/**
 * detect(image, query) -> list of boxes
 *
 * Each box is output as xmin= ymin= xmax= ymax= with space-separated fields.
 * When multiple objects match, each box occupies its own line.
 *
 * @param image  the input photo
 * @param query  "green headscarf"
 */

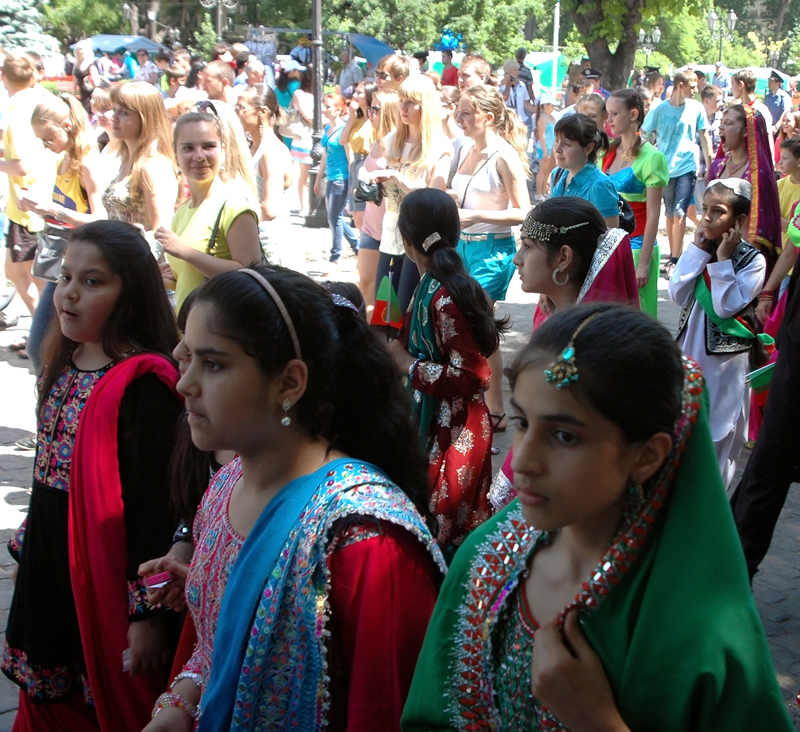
xmin=402 ymin=358 xmax=792 ymax=731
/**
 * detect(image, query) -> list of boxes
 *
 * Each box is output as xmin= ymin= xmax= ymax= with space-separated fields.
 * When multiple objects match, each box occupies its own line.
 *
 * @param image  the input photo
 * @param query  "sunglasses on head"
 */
xmin=194 ymin=100 xmax=220 ymax=118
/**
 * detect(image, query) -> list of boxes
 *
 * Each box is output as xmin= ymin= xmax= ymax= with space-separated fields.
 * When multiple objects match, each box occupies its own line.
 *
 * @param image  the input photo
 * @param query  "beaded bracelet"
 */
xmin=171 ymin=671 xmax=202 ymax=690
xmin=151 ymin=691 xmax=199 ymax=721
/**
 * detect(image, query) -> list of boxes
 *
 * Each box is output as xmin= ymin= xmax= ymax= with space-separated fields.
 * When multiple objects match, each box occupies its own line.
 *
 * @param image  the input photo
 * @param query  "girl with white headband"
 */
xmin=142 ymin=266 xmax=445 ymax=732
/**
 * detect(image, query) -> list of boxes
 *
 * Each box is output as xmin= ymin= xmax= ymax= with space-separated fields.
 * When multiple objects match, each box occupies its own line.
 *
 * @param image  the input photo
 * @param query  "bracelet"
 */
xmin=171 ymin=671 xmax=202 ymax=690
xmin=151 ymin=691 xmax=199 ymax=721
xmin=172 ymin=520 xmax=191 ymax=545
xmin=408 ymin=355 xmax=424 ymax=379
xmin=759 ymin=289 xmax=776 ymax=297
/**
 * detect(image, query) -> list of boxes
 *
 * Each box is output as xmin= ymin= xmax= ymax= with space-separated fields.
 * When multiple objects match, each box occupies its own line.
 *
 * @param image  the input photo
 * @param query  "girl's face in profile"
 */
xmin=509 ymin=364 xmax=638 ymax=533
xmin=176 ymin=302 xmax=278 ymax=455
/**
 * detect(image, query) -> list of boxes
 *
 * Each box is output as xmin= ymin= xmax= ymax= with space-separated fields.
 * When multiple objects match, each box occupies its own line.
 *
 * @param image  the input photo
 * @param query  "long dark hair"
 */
xmin=354 ymin=81 xmax=378 ymax=118
xmin=190 ymin=266 xmax=434 ymax=528
xmin=38 ymin=220 xmax=180 ymax=410
xmin=398 ymin=188 xmax=507 ymax=355
xmin=510 ymin=303 xmax=683 ymax=444
xmin=554 ymin=112 xmax=609 ymax=163
xmin=521 ymin=197 xmax=607 ymax=285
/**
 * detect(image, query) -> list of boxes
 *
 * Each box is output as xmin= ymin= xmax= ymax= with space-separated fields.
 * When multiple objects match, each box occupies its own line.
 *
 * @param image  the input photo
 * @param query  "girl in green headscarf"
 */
xmin=402 ymin=303 xmax=792 ymax=732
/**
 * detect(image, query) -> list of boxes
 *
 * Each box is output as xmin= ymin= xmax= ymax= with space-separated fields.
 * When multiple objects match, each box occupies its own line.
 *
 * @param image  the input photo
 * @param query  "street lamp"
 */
xmin=637 ymin=26 xmax=661 ymax=65
xmin=707 ymin=8 xmax=737 ymax=64
xmin=304 ymin=0 xmax=328 ymax=228
xmin=199 ymin=0 xmax=238 ymax=42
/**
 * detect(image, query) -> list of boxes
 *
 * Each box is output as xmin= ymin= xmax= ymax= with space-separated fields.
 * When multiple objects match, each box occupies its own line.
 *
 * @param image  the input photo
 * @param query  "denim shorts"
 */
xmin=663 ymin=170 xmax=697 ymax=218
xmin=456 ymin=233 xmax=517 ymax=301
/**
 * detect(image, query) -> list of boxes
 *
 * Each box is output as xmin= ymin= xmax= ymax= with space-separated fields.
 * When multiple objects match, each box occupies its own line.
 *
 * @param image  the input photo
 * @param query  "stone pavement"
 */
xmin=0 ymin=220 xmax=798 ymax=728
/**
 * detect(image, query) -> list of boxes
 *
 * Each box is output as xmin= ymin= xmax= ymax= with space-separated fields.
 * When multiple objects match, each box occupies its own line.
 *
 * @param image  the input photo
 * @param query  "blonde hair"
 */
xmin=110 ymin=82 xmax=176 ymax=203
xmin=31 ymin=93 xmax=96 ymax=173
xmin=199 ymin=100 xmax=257 ymax=195
xmin=387 ymin=74 xmax=443 ymax=167
xmin=375 ymin=90 xmax=399 ymax=143
xmin=1 ymin=51 xmax=36 ymax=86
xmin=463 ymin=84 xmax=530 ymax=175
xmin=378 ymin=54 xmax=410 ymax=83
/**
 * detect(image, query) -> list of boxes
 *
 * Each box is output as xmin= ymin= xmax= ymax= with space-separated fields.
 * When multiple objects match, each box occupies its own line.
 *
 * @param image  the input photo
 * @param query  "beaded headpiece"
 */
xmin=330 ymin=293 xmax=360 ymax=313
xmin=707 ymin=178 xmax=753 ymax=202
xmin=543 ymin=311 xmax=603 ymax=388
xmin=422 ymin=232 xmax=442 ymax=252
xmin=521 ymin=209 xmax=591 ymax=243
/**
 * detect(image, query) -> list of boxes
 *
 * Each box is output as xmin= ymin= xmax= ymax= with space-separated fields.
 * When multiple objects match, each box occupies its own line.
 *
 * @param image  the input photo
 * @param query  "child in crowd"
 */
xmin=668 ymin=179 xmax=767 ymax=487
xmin=402 ymin=304 xmax=792 ymax=731
xmin=757 ymin=137 xmax=800 ymax=325
xmin=388 ymin=189 xmax=505 ymax=555
xmin=142 ymin=266 xmax=444 ymax=731
xmin=3 ymin=221 xmax=183 ymax=732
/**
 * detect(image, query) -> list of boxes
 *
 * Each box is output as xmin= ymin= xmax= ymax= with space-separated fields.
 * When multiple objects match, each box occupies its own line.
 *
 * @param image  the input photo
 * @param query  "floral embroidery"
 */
xmin=453 ymin=427 xmax=475 ymax=455
xmin=34 ymin=364 xmax=111 ymax=492
xmin=3 ymin=643 xmax=88 ymax=703
xmin=419 ymin=362 xmax=444 ymax=384
xmin=8 ymin=521 xmax=25 ymax=561
xmin=438 ymin=310 xmax=457 ymax=342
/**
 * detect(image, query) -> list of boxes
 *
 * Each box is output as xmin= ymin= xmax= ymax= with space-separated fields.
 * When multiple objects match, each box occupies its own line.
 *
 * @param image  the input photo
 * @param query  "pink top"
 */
xmin=362 ymin=143 xmax=387 ymax=241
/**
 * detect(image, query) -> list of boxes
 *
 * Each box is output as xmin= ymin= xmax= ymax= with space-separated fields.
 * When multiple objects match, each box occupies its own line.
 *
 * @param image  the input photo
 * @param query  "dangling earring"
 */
xmin=626 ymin=479 xmax=645 ymax=514
xmin=280 ymin=398 xmax=292 ymax=427
xmin=552 ymin=267 xmax=569 ymax=286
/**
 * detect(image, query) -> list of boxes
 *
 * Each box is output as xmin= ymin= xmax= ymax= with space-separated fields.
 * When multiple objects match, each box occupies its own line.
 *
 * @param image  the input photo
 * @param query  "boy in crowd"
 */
xmin=668 ymin=179 xmax=767 ymax=487
xmin=642 ymin=70 xmax=712 ymax=275
xmin=755 ymin=137 xmax=800 ymax=324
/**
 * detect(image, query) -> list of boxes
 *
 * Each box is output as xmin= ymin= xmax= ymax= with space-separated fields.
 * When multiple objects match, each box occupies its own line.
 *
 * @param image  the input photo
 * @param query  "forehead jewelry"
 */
xmin=521 ymin=215 xmax=590 ymax=243
xmin=544 ymin=311 xmax=604 ymax=389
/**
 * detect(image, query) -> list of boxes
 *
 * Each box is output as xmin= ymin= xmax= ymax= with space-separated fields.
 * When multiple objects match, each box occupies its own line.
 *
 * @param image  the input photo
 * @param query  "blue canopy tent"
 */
xmin=71 ymin=34 xmax=164 ymax=54
xmin=348 ymin=33 xmax=394 ymax=67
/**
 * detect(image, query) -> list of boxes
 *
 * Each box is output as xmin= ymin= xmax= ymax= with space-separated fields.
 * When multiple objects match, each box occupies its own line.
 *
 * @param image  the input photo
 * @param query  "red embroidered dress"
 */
xmin=401 ymin=273 xmax=493 ymax=550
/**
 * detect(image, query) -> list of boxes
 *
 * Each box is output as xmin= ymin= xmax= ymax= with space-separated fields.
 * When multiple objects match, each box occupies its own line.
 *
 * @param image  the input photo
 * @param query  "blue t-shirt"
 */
xmin=322 ymin=123 xmax=349 ymax=181
xmin=549 ymin=162 xmax=619 ymax=219
xmin=642 ymin=99 xmax=707 ymax=179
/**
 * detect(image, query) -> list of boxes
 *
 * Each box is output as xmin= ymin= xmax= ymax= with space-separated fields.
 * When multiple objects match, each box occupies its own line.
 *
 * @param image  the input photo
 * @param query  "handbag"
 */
xmin=33 ymin=222 xmax=71 ymax=282
xmin=618 ymin=196 xmax=637 ymax=234
xmin=353 ymin=179 xmax=383 ymax=205
xmin=206 ymin=201 xmax=269 ymax=271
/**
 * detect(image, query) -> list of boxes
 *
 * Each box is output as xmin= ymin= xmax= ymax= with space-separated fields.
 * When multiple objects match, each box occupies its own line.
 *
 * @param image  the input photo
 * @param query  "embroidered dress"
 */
xmin=3 ymin=355 xmax=182 ymax=732
xmin=177 ymin=458 xmax=445 ymax=731
xmin=600 ymin=142 xmax=669 ymax=316
xmin=401 ymin=272 xmax=493 ymax=550
xmin=402 ymin=360 xmax=794 ymax=732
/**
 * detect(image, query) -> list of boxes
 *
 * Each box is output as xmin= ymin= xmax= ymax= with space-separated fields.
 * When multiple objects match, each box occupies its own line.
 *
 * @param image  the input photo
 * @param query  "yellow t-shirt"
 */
xmin=167 ymin=180 xmax=258 ymax=308
xmin=349 ymin=119 xmax=375 ymax=156
xmin=777 ymin=175 xmax=800 ymax=254
xmin=3 ymin=88 xmax=50 ymax=231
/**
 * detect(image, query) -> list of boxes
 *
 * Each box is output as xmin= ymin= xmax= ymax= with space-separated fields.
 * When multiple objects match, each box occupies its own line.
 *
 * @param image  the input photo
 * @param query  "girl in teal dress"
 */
xmin=602 ymin=88 xmax=669 ymax=316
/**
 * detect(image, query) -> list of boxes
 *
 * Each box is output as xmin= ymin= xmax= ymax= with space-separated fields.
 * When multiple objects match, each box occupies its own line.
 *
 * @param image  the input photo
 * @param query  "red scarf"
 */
xmin=68 ymin=353 xmax=179 ymax=732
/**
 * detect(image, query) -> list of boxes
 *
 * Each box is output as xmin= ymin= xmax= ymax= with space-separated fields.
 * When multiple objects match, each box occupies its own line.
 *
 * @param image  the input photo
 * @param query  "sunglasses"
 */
xmin=367 ymin=105 xmax=381 ymax=114
xmin=194 ymin=100 xmax=220 ymax=118
xmin=375 ymin=71 xmax=391 ymax=80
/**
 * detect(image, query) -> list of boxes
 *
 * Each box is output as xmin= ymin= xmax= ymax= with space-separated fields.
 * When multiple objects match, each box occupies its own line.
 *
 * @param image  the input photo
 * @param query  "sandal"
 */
xmin=491 ymin=413 xmax=507 ymax=433
xmin=8 ymin=337 xmax=27 ymax=351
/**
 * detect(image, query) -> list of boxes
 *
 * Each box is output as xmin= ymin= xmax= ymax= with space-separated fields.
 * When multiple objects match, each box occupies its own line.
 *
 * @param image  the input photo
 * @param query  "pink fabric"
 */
xmin=361 ymin=144 xmax=387 ymax=240
xmin=580 ymin=234 xmax=640 ymax=308
xmin=68 ymin=354 xmax=179 ymax=732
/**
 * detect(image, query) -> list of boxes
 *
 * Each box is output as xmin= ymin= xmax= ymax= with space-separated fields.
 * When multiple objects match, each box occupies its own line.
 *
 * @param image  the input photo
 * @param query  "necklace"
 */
xmin=725 ymin=154 xmax=747 ymax=174
xmin=619 ymin=145 xmax=635 ymax=164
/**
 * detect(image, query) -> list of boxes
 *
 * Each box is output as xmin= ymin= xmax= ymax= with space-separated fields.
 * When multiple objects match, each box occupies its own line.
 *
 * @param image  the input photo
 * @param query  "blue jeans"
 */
xmin=664 ymin=171 xmax=696 ymax=219
xmin=28 ymin=280 xmax=57 ymax=375
xmin=326 ymin=177 xmax=358 ymax=262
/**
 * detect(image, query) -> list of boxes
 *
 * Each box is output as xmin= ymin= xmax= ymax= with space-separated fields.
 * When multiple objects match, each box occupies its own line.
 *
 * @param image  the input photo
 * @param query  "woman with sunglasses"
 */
xmin=341 ymin=81 xmax=378 ymax=233
xmin=356 ymin=91 xmax=399 ymax=313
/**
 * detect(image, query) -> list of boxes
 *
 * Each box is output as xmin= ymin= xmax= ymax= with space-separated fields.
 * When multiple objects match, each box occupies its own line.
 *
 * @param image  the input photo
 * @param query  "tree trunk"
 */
xmin=148 ymin=0 xmax=160 ymax=39
xmin=774 ymin=0 xmax=790 ymax=40
xmin=567 ymin=0 xmax=644 ymax=92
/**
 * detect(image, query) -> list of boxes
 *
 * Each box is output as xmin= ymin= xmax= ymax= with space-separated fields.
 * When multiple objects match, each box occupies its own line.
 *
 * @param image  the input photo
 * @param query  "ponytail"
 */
xmin=398 ymin=188 xmax=508 ymax=357
xmin=31 ymin=92 xmax=96 ymax=172
xmin=609 ymin=88 xmax=645 ymax=159
xmin=592 ymin=128 xmax=610 ymax=162
xmin=554 ymin=112 xmax=607 ymax=163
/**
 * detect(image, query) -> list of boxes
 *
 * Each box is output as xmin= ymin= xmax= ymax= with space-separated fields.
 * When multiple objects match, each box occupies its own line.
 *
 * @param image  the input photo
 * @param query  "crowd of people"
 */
xmin=0 ymin=34 xmax=799 ymax=731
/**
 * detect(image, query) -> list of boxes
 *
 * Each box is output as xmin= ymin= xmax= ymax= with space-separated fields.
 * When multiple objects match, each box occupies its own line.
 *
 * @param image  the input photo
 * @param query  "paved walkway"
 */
xmin=0 ymin=220 xmax=797 ymax=728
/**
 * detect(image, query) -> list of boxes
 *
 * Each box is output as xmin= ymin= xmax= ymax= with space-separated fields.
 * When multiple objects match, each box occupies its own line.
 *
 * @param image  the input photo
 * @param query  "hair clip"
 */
xmin=521 ymin=215 xmax=591 ymax=243
xmin=330 ymin=293 xmax=360 ymax=313
xmin=422 ymin=232 xmax=442 ymax=252
xmin=544 ymin=311 xmax=603 ymax=389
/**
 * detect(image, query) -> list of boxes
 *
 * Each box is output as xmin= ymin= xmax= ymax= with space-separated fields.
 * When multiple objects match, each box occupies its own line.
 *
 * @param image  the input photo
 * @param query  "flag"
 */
xmin=370 ymin=275 xmax=403 ymax=329
xmin=744 ymin=362 xmax=775 ymax=407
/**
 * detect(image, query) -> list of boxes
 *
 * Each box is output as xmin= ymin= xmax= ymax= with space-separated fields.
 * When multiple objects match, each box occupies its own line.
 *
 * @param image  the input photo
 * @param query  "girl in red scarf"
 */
xmin=3 ymin=221 xmax=183 ymax=732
